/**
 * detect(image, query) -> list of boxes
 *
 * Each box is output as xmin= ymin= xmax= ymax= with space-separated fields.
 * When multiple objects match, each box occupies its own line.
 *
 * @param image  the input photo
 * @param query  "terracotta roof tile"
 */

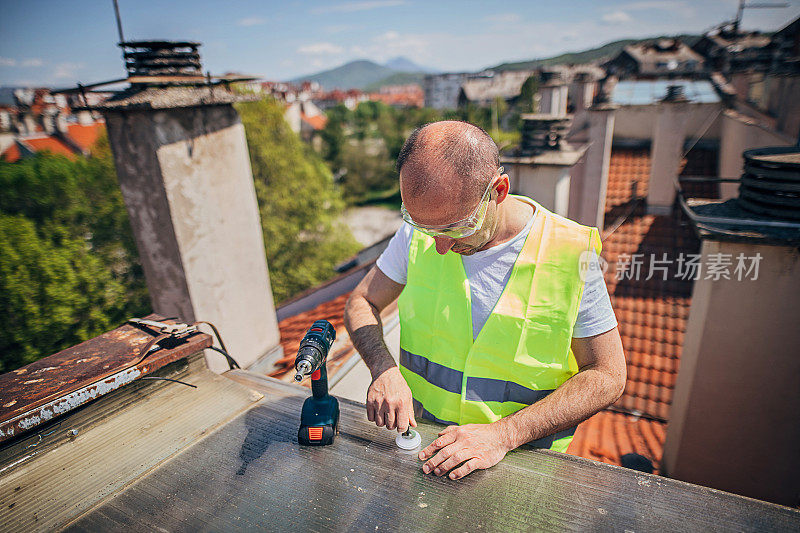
xmin=1 ymin=143 xmax=21 ymax=162
xmin=301 ymin=112 xmax=327 ymax=130
xmin=567 ymin=410 xmax=667 ymax=473
xmin=272 ymin=292 xmax=352 ymax=380
xmin=22 ymin=136 xmax=77 ymax=159
xmin=67 ymin=121 xmax=105 ymax=151
xmin=600 ymin=146 xmax=717 ymax=422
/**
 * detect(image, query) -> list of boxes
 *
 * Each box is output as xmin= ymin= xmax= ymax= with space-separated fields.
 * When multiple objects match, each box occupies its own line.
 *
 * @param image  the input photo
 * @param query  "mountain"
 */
xmin=363 ymin=72 xmax=427 ymax=92
xmin=383 ymin=56 xmax=439 ymax=73
xmin=291 ymin=60 xmax=397 ymax=90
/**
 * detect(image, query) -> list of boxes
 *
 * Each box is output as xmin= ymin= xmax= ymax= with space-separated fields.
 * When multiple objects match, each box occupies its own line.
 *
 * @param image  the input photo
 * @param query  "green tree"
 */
xmin=0 ymin=145 xmax=150 ymax=371
xmin=236 ymin=97 xmax=360 ymax=302
xmin=0 ymin=214 xmax=129 ymax=372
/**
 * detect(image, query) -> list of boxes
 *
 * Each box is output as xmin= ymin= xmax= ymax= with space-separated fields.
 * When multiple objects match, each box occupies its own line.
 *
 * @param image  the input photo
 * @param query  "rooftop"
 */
xmin=611 ymin=80 xmax=720 ymax=105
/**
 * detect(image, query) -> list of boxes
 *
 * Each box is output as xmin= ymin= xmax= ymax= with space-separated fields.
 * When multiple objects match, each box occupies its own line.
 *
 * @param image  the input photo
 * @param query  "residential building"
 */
xmin=604 ymin=39 xmax=706 ymax=79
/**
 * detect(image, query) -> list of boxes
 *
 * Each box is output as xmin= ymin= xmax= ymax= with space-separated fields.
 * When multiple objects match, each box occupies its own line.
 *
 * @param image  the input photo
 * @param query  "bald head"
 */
xmin=397 ymin=121 xmax=499 ymax=203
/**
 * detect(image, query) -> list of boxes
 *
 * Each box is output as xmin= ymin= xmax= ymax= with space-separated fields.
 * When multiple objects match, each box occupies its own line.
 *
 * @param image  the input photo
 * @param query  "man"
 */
xmin=343 ymin=121 xmax=626 ymax=481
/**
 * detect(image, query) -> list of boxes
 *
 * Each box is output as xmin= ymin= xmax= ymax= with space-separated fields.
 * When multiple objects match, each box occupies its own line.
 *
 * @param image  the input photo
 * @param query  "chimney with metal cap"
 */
xmin=86 ymin=41 xmax=281 ymax=373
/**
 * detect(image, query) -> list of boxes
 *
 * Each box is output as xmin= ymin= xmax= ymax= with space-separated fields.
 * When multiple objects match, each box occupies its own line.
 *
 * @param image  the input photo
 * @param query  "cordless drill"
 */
xmin=294 ymin=320 xmax=339 ymax=446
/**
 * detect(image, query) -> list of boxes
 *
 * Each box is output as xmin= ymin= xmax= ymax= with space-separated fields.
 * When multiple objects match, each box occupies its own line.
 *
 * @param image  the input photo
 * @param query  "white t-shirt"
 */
xmin=376 ymin=199 xmax=618 ymax=339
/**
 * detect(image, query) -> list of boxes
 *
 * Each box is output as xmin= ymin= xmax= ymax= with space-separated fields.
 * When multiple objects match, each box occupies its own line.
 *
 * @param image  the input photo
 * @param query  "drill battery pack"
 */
xmin=297 ymin=395 xmax=339 ymax=446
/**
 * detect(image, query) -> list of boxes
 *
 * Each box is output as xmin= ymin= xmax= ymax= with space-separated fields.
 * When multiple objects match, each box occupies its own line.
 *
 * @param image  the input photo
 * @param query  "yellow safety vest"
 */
xmin=398 ymin=196 xmax=602 ymax=453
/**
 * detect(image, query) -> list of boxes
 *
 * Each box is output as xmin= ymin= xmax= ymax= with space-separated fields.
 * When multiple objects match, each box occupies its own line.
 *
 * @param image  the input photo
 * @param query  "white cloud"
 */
xmin=347 ymin=31 xmax=431 ymax=63
xmin=602 ymin=11 xmax=633 ymax=24
xmin=615 ymin=1 xmax=695 ymax=18
xmin=298 ymin=42 xmax=345 ymax=55
xmin=324 ymin=24 xmax=353 ymax=34
xmin=486 ymin=13 xmax=521 ymax=25
xmin=53 ymin=62 xmax=83 ymax=79
xmin=311 ymin=1 xmax=405 ymax=15
xmin=0 ymin=57 xmax=44 ymax=68
xmin=238 ymin=17 xmax=265 ymax=27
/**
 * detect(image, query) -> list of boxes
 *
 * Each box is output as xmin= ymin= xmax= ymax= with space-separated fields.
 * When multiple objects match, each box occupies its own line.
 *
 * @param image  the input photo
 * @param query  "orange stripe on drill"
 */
xmin=308 ymin=427 xmax=323 ymax=440
xmin=311 ymin=369 xmax=321 ymax=380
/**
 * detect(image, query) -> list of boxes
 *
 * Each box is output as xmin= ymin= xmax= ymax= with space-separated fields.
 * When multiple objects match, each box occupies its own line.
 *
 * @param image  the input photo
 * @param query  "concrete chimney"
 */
xmin=94 ymin=41 xmax=281 ymax=373
xmin=568 ymin=72 xmax=596 ymax=114
xmin=568 ymin=102 xmax=618 ymax=230
xmin=538 ymin=71 xmax=568 ymax=117
xmin=501 ymin=115 xmax=586 ymax=217
xmin=663 ymin=147 xmax=800 ymax=507
xmin=646 ymin=86 xmax=691 ymax=215
xmin=718 ymin=110 xmax=795 ymax=201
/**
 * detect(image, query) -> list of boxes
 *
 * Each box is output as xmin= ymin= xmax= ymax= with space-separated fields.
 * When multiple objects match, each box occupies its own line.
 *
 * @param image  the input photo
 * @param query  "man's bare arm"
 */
xmin=344 ymin=266 xmax=414 ymax=431
xmin=344 ymin=266 xmax=404 ymax=377
xmin=420 ymin=327 xmax=626 ymax=479
xmin=495 ymin=326 xmax=627 ymax=449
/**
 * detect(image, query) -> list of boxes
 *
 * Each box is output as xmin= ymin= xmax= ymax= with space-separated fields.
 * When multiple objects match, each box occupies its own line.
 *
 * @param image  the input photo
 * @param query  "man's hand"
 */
xmin=418 ymin=423 xmax=512 ymax=480
xmin=366 ymin=366 xmax=417 ymax=432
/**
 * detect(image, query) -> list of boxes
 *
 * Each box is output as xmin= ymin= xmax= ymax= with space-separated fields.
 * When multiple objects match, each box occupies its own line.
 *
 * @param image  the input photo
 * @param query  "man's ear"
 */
xmin=495 ymin=173 xmax=511 ymax=204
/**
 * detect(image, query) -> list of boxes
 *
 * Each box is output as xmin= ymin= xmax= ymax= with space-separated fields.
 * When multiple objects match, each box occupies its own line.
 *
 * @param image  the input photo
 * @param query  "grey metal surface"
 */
xmin=65 ymin=378 xmax=800 ymax=532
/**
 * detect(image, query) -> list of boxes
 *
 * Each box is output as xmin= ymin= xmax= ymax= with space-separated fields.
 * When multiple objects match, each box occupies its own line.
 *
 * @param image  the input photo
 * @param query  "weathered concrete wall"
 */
xmin=539 ymin=85 xmax=568 ymax=117
xmin=765 ymin=74 xmax=800 ymax=140
xmin=569 ymin=106 xmax=616 ymax=230
xmin=647 ymin=102 xmax=692 ymax=214
xmin=104 ymin=105 xmax=280 ymax=373
xmin=663 ymin=240 xmax=800 ymax=506
xmin=718 ymin=110 xmax=796 ymax=200
xmin=508 ymin=164 xmax=571 ymax=216
xmin=613 ymin=102 xmax=723 ymax=141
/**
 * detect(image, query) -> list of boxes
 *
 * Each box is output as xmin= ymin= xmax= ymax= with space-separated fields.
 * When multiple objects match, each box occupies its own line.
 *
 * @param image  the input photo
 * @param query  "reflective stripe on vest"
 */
xmin=398 ymin=196 xmax=602 ymax=452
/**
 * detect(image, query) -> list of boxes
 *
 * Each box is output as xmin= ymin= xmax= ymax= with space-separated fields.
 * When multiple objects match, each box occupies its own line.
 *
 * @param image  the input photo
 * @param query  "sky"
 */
xmin=1 ymin=0 xmax=799 ymax=88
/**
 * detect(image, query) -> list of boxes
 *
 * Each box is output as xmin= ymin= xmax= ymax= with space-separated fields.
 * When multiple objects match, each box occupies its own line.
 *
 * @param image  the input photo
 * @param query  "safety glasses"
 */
xmin=400 ymin=167 xmax=503 ymax=239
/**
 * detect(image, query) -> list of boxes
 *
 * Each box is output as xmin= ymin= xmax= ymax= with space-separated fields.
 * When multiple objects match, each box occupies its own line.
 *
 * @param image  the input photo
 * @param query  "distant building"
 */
xmin=368 ymin=84 xmax=424 ymax=108
xmin=458 ymin=70 xmax=535 ymax=107
xmin=423 ymin=72 xmax=476 ymax=109
xmin=692 ymin=27 xmax=772 ymax=73
xmin=604 ymin=39 xmax=705 ymax=79
xmin=312 ymin=89 xmax=368 ymax=111
xmin=0 ymin=86 xmax=106 ymax=162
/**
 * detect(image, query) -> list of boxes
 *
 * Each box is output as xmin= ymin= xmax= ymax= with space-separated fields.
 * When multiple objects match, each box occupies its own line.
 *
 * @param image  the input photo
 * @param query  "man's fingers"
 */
xmin=418 ymin=431 xmax=456 ymax=460
xmin=448 ymin=458 xmax=481 ymax=480
xmin=385 ymin=406 xmax=396 ymax=431
xmin=434 ymin=450 xmax=471 ymax=476
xmin=438 ymin=425 xmax=457 ymax=436
xmin=406 ymin=401 xmax=417 ymax=429
xmin=366 ymin=404 xmax=374 ymax=423
xmin=397 ymin=407 xmax=409 ymax=433
xmin=422 ymin=445 xmax=457 ymax=474
xmin=374 ymin=408 xmax=385 ymax=427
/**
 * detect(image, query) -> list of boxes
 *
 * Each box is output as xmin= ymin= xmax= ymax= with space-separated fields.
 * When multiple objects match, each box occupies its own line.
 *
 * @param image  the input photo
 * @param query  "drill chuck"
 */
xmin=294 ymin=360 xmax=312 ymax=381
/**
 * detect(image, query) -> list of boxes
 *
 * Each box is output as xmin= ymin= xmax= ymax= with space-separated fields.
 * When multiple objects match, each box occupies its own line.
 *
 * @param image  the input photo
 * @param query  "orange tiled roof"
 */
xmin=23 ymin=136 xmax=77 ymax=159
xmin=301 ymin=113 xmax=327 ymax=130
xmin=272 ymin=293 xmax=352 ymax=380
xmin=567 ymin=410 xmax=667 ymax=473
xmin=67 ymin=122 xmax=105 ymax=152
xmin=566 ymin=145 xmax=718 ymax=469
xmin=1 ymin=143 xmax=21 ymax=162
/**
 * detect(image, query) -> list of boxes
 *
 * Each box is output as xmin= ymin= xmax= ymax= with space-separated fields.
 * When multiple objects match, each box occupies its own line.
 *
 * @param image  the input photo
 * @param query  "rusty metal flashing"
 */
xmin=0 ymin=355 xmax=261 ymax=532
xmin=0 ymin=316 xmax=211 ymax=444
